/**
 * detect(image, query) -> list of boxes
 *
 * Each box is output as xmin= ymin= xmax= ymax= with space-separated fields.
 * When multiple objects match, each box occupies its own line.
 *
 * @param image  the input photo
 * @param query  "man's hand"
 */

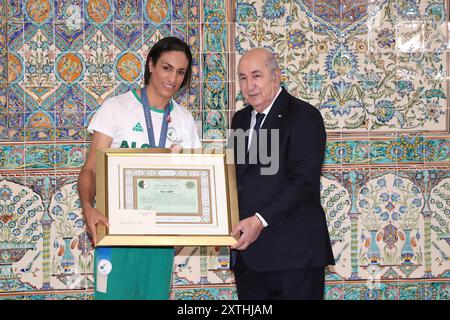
xmin=231 ymin=215 xmax=264 ymax=250
xmin=82 ymin=206 xmax=109 ymax=245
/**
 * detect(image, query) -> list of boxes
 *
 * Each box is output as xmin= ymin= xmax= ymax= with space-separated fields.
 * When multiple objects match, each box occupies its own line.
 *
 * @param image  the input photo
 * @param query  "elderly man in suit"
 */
xmin=229 ymin=48 xmax=335 ymax=300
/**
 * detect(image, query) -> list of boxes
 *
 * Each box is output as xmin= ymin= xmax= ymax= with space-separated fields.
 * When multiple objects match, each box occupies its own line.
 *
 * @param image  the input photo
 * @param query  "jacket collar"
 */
xmin=258 ymin=86 xmax=289 ymax=130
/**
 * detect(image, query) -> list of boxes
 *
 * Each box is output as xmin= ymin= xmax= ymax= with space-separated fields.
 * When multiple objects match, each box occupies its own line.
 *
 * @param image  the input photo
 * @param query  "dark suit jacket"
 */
xmin=230 ymin=87 xmax=335 ymax=272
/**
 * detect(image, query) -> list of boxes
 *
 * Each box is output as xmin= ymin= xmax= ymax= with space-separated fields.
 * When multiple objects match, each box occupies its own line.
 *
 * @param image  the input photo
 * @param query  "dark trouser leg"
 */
xmin=234 ymin=253 xmax=272 ymax=300
xmin=280 ymin=267 xmax=325 ymax=300
xmin=234 ymin=253 xmax=325 ymax=300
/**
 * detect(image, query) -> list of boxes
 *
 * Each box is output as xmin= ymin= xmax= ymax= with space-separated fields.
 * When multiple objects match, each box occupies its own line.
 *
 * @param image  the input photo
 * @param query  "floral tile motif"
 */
xmin=0 ymin=144 xmax=86 ymax=169
xmin=54 ymin=25 xmax=85 ymax=53
xmin=326 ymin=280 xmax=447 ymax=300
xmin=113 ymin=0 xmax=143 ymax=24
xmin=357 ymin=173 xmax=425 ymax=276
xmin=0 ymin=178 xmax=46 ymax=292
xmin=2 ymin=1 xmax=218 ymax=141
xmin=0 ymin=145 xmax=26 ymax=169
xmin=234 ymin=1 xmax=448 ymax=300
xmin=0 ymin=291 xmax=94 ymax=300
xmin=1 ymin=0 xmax=232 ymax=300
xmin=0 ymin=175 xmax=93 ymax=293
xmin=323 ymin=168 xmax=450 ymax=282
xmin=173 ymin=246 xmax=233 ymax=286
xmin=323 ymin=137 xmax=450 ymax=166
xmin=22 ymin=0 xmax=54 ymax=25
xmin=143 ymin=0 xmax=172 ymax=25
xmin=54 ymin=0 xmax=85 ymax=25
xmin=172 ymin=0 xmax=188 ymax=23
xmin=6 ymin=0 xmax=23 ymax=22
xmin=48 ymin=182 xmax=93 ymax=290
xmin=202 ymin=3 xmax=227 ymax=139
xmin=170 ymin=285 xmax=237 ymax=300
xmin=297 ymin=0 xmax=389 ymax=37
xmin=114 ymin=24 xmax=144 ymax=51
xmin=1 ymin=164 xmax=448 ymax=300
xmin=235 ymin=0 xmax=448 ymax=133
xmin=1 ymin=0 xmax=449 ymax=301
xmin=0 ymin=27 xmax=6 ymax=83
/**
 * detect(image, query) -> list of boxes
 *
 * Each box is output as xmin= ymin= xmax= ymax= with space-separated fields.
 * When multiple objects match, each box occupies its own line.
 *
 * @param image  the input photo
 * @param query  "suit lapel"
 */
xmin=260 ymin=87 xmax=289 ymax=131
xmin=239 ymin=88 xmax=289 ymax=177
xmin=235 ymin=106 xmax=252 ymax=179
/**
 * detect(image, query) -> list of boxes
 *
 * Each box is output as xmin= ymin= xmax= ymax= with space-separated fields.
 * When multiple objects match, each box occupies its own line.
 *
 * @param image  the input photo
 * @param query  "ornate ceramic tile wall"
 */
xmin=235 ymin=0 xmax=449 ymax=133
xmin=235 ymin=0 xmax=450 ymax=300
xmin=1 ymin=0 xmax=449 ymax=301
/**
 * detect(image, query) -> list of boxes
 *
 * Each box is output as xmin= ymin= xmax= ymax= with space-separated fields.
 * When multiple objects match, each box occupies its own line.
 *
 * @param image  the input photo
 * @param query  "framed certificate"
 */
xmin=95 ymin=148 xmax=239 ymax=246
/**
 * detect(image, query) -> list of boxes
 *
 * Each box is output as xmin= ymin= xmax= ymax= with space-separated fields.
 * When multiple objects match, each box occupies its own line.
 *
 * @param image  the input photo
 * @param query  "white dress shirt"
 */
xmin=248 ymin=87 xmax=282 ymax=228
xmin=247 ymin=87 xmax=282 ymax=151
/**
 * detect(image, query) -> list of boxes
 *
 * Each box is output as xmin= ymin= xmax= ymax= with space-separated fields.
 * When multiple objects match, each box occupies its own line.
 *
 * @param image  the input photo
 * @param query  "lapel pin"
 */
xmin=278 ymin=114 xmax=282 ymax=118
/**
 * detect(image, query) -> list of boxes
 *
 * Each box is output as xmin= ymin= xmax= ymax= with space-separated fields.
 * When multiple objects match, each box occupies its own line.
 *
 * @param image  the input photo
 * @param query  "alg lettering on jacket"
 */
xmin=119 ymin=141 xmax=151 ymax=148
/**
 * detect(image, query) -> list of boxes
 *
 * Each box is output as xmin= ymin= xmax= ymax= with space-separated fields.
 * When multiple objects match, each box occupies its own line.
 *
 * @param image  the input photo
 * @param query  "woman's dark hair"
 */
xmin=144 ymin=36 xmax=192 ymax=90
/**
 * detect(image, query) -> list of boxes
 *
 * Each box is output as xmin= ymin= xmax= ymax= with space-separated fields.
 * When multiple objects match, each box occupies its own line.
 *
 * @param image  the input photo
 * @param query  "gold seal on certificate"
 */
xmin=95 ymin=148 xmax=239 ymax=247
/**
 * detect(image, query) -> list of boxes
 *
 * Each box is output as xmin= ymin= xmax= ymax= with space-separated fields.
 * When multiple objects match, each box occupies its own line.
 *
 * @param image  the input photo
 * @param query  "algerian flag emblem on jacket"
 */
xmin=132 ymin=122 xmax=144 ymax=132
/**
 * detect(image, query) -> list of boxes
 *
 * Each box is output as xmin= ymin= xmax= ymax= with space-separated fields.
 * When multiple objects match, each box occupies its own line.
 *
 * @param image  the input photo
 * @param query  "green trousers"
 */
xmin=94 ymin=247 xmax=174 ymax=300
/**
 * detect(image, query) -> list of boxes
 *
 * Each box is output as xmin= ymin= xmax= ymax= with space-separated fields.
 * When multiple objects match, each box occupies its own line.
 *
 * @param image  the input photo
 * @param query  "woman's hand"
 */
xmin=82 ymin=205 xmax=109 ymax=245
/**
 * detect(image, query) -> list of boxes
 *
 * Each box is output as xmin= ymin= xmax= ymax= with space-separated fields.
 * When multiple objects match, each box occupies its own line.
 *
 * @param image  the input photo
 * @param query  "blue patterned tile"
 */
xmin=143 ymin=0 xmax=171 ymax=25
xmin=114 ymin=23 xmax=144 ymax=51
xmin=171 ymin=0 xmax=187 ymax=23
xmin=6 ymin=0 xmax=24 ymax=21
xmin=84 ymin=0 xmax=113 ymax=25
xmin=4 ymin=0 xmax=448 ymax=301
xmin=23 ymin=0 xmax=54 ymax=25
xmin=54 ymin=0 xmax=85 ymax=25
xmin=54 ymin=24 xmax=85 ymax=52
xmin=203 ymin=10 xmax=226 ymax=53
xmin=113 ymin=0 xmax=143 ymax=23
xmin=171 ymin=286 xmax=237 ymax=300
